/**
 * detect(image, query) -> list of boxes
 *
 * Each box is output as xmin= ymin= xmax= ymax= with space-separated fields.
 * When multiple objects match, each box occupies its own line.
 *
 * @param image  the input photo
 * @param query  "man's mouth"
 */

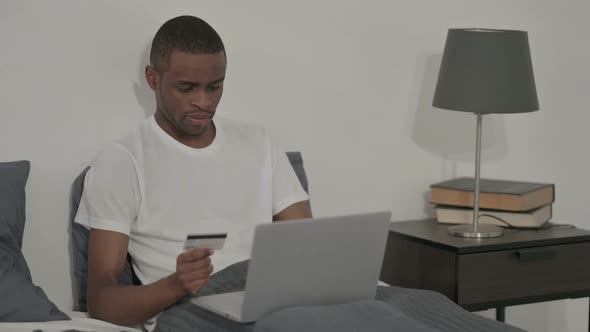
xmin=186 ymin=113 xmax=211 ymax=125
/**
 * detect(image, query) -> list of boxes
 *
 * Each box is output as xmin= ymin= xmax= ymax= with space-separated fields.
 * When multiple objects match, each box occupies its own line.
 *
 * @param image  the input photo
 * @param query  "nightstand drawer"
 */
xmin=457 ymin=242 xmax=590 ymax=306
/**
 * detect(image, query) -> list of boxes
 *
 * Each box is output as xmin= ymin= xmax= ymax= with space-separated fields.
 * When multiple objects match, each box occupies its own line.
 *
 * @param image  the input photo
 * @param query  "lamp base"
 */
xmin=448 ymin=224 xmax=504 ymax=238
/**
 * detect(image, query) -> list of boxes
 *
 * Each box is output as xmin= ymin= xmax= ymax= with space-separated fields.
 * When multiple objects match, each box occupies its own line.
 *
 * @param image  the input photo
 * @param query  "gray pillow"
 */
xmin=286 ymin=152 xmax=309 ymax=194
xmin=0 ymin=161 xmax=69 ymax=322
xmin=286 ymin=151 xmax=311 ymax=211
xmin=0 ymin=160 xmax=30 ymax=248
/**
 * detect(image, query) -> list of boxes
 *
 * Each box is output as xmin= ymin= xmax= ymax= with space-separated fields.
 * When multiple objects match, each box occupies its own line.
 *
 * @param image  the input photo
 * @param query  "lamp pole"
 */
xmin=447 ymin=114 xmax=503 ymax=238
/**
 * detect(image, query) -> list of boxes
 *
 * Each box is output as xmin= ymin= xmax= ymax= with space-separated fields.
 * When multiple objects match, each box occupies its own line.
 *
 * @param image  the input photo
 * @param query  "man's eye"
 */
xmin=179 ymin=86 xmax=194 ymax=93
xmin=209 ymin=85 xmax=221 ymax=91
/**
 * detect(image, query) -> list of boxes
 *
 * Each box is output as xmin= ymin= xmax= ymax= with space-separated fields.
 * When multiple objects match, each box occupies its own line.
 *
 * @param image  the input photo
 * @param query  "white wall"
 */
xmin=1 ymin=1 xmax=589 ymax=330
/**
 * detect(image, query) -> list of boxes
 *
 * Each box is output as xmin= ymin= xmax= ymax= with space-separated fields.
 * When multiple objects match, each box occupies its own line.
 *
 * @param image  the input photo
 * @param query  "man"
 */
xmin=74 ymin=15 xmax=311 ymax=327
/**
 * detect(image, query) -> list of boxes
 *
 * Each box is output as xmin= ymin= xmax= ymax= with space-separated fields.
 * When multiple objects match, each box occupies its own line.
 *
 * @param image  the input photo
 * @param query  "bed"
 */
xmin=153 ymin=259 xmax=526 ymax=332
xmin=0 ymin=158 xmax=525 ymax=332
xmin=0 ymin=311 xmax=141 ymax=332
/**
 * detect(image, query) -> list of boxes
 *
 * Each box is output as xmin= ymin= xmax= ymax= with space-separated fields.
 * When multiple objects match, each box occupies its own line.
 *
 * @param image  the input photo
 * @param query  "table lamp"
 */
xmin=432 ymin=28 xmax=539 ymax=238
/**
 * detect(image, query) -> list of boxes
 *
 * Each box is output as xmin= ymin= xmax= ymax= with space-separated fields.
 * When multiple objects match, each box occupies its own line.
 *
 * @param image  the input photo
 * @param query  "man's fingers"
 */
xmin=177 ymin=257 xmax=211 ymax=273
xmin=185 ymin=265 xmax=214 ymax=281
xmin=187 ymin=277 xmax=210 ymax=293
xmin=178 ymin=248 xmax=213 ymax=263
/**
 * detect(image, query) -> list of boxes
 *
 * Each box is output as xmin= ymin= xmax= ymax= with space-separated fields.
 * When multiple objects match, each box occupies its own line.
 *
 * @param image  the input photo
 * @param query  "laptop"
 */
xmin=191 ymin=210 xmax=392 ymax=323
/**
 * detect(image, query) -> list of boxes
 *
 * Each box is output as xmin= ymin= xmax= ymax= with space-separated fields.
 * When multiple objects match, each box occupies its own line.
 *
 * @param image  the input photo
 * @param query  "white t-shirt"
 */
xmin=74 ymin=115 xmax=309 ymax=286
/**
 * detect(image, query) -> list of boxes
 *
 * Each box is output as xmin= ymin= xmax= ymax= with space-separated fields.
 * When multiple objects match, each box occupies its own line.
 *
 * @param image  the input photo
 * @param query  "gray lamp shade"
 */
xmin=433 ymin=28 xmax=539 ymax=114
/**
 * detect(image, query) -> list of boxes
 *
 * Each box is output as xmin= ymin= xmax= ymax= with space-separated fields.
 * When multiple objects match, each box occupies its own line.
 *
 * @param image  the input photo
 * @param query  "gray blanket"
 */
xmin=154 ymin=261 xmax=525 ymax=332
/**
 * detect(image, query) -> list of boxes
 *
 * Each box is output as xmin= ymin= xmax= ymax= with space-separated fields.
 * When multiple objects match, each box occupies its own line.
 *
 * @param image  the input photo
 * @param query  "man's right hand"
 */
xmin=169 ymin=248 xmax=215 ymax=297
xmin=88 ymin=230 xmax=215 ymax=326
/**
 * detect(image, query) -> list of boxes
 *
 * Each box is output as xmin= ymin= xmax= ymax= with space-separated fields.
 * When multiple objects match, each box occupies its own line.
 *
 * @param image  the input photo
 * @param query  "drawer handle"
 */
xmin=515 ymin=249 xmax=556 ymax=261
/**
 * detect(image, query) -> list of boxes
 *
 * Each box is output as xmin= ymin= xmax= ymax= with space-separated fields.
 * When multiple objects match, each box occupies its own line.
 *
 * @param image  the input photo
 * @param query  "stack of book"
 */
xmin=430 ymin=177 xmax=555 ymax=228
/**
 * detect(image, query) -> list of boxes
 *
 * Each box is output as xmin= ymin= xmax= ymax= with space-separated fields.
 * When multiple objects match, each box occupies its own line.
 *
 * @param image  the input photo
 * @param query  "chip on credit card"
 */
xmin=184 ymin=233 xmax=227 ymax=250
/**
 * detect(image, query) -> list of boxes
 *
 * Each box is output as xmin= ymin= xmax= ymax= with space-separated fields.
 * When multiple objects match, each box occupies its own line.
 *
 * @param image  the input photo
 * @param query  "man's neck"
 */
xmin=154 ymin=112 xmax=216 ymax=149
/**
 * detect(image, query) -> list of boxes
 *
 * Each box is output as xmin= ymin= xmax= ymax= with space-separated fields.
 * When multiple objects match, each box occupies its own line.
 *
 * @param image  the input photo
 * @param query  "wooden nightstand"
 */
xmin=379 ymin=219 xmax=590 ymax=330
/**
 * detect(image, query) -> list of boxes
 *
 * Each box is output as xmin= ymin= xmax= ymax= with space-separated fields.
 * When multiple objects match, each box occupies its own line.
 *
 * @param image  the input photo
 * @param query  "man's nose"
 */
xmin=191 ymin=90 xmax=211 ymax=109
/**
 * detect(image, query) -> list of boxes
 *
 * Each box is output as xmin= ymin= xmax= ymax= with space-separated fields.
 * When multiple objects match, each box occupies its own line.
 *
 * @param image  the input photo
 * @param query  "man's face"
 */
xmin=147 ymin=50 xmax=226 ymax=136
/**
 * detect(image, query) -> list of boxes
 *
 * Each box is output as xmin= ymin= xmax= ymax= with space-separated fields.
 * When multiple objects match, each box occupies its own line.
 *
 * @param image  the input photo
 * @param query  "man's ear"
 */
xmin=145 ymin=65 xmax=159 ymax=91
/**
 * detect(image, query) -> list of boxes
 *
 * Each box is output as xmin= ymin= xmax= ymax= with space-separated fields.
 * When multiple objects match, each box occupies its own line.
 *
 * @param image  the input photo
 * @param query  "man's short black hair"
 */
xmin=150 ymin=15 xmax=225 ymax=72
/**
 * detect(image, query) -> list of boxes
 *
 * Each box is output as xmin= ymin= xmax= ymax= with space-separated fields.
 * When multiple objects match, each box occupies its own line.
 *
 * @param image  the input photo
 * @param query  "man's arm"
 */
xmin=273 ymin=200 xmax=312 ymax=222
xmin=87 ymin=229 xmax=213 ymax=326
